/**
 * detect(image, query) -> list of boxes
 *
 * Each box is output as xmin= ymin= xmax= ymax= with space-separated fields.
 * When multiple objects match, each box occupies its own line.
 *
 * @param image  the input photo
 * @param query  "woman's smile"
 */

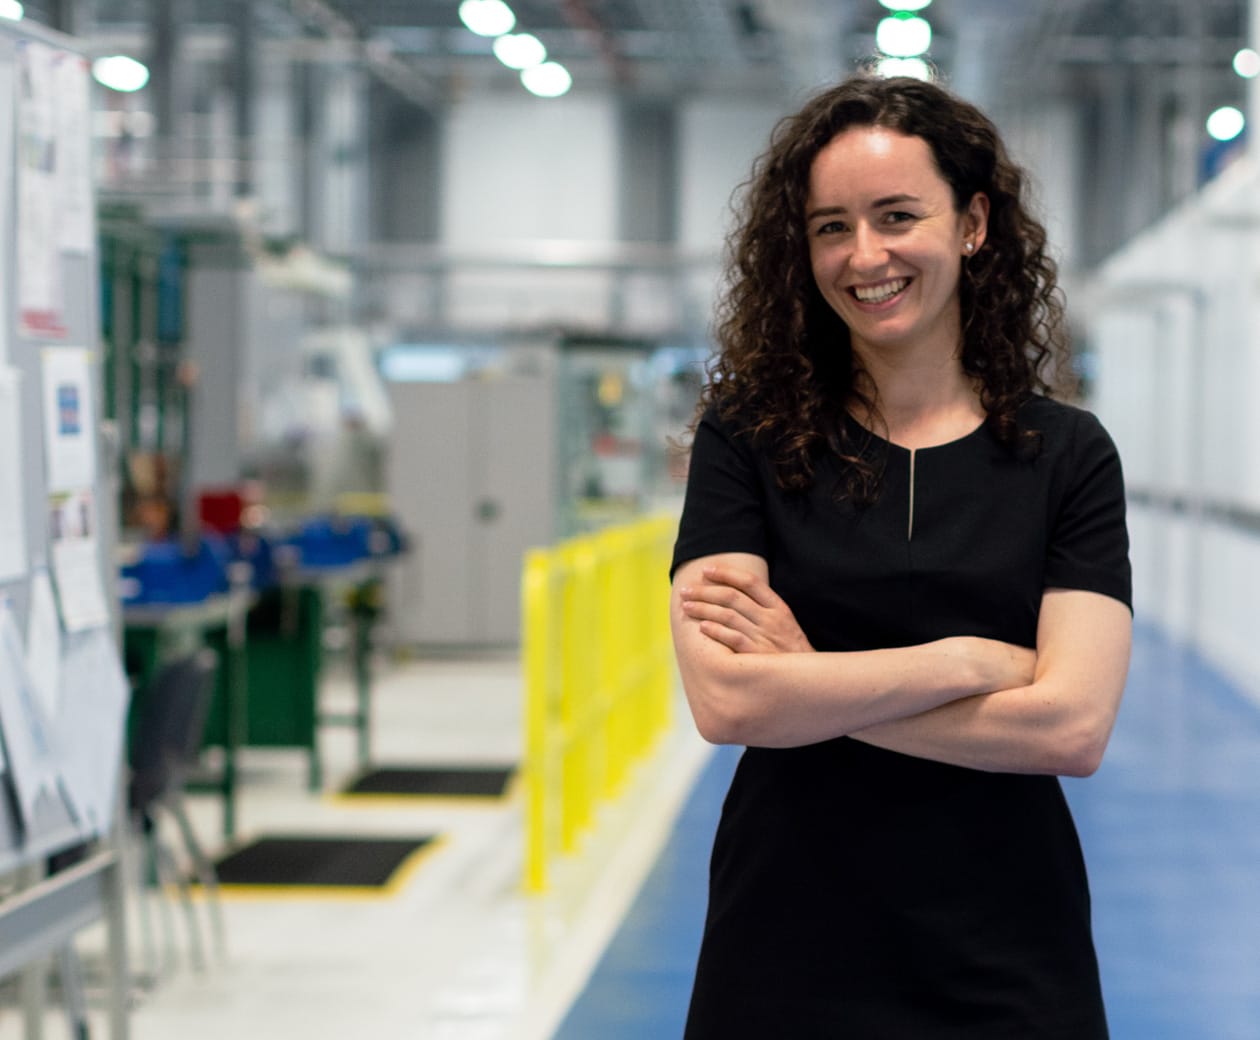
xmin=850 ymin=277 xmax=912 ymax=306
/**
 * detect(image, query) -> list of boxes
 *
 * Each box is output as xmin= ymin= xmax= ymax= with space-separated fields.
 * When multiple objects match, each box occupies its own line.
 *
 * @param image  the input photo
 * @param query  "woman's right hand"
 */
xmin=677 ymin=562 xmax=814 ymax=654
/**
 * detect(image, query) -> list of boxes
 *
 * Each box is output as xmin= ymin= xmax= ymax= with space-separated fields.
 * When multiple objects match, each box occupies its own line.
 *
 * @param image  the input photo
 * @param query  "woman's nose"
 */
xmin=850 ymin=224 xmax=887 ymax=270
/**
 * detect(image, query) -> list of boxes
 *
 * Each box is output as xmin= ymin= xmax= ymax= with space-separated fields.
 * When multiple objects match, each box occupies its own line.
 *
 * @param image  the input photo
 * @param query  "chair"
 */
xmin=127 ymin=647 xmax=226 ymax=978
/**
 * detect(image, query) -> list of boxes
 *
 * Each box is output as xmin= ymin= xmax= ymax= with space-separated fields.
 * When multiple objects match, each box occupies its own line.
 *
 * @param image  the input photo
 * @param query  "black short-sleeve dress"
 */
xmin=671 ymin=396 xmax=1131 ymax=1039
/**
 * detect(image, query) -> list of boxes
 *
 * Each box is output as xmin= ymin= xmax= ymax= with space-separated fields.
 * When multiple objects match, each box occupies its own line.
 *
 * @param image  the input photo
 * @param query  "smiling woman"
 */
xmin=669 ymin=74 xmax=1132 ymax=1038
xmin=804 ymin=126 xmax=988 ymax=386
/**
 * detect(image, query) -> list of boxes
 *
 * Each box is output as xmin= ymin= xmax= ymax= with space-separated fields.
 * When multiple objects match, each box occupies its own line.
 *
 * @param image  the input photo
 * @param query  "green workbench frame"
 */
xmin=124 ymin=557 xmax=385 ymax=843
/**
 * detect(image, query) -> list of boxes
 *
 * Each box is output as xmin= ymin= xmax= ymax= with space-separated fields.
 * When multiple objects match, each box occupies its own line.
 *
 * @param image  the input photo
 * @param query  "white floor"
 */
xmin=0 ymin=651 xmax=711 ymax=1040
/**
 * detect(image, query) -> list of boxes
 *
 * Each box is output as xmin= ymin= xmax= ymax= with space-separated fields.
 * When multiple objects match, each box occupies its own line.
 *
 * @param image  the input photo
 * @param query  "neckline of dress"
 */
xmin=843 ymin=411 xmax=989 ymax=455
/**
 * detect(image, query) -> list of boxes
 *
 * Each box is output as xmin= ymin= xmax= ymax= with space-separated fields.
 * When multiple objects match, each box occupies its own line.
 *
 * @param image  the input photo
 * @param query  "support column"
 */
xmin=257 ymin=42 xmax=300 ymax=235
xmin=617 ymin=98 xmax=678 ymax=245
xmin=1125 ymin=62 xmax=1165 ymax=240
xmin=148 ymin=0 xmax=182 ymax=181
xmin=232 ymin=0 xmax=256 ymax=198
xmin=45 ymin=0 xmax=86 ymax=36
xmin=1084 ymin=62 xmax=1134 ymax=266
xmin=308 ymin=55 xmax=369 ymax=254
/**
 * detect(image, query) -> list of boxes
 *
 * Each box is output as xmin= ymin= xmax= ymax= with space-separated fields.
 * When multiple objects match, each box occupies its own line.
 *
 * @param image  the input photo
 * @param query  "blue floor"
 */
xmin=554 ymin=625 xmax=1260 ymax=1039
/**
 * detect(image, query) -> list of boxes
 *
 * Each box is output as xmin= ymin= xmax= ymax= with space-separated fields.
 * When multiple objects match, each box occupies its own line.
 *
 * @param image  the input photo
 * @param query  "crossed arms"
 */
xmin=670 ymin=552 xmax=1132 ymax=777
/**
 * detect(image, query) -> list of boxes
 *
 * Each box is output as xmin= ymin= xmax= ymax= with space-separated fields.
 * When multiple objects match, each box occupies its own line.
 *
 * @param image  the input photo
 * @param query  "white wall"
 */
xmin=1088 ymin=158 xmax=1260 ymax=703
xmin=418 ymin=90 xmax=786 ymax=336
xmin=677 ymin=97 xmax=782 ymax=251
xmin=442 ymin=93 xmax=620 ymax=244
xmin=1003 ymin=101 xmax=1081 ymax=272
xmin=439 ymin=90 xmax=781 ymax=253
xmin=676 ymin=96 xmax=783 ymax=332
xmin=439 ymin=92 xmax=619 ymax=329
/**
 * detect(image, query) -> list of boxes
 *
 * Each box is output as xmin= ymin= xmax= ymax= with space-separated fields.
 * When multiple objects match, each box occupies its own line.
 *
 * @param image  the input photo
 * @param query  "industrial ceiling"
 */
xmin=15 ymin=0 xmax=1256 ymax=266
xmin=18 ymin=0 xmax=1257 ymax=117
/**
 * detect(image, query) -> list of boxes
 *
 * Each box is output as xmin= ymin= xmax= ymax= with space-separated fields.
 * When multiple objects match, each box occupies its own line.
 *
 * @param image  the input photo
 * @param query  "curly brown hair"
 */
xmin=700 ymin=74 xmax=1070 ymax=500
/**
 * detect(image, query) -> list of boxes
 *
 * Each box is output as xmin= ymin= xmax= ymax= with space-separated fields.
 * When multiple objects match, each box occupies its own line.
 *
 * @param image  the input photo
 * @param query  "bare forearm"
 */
xmin=672 ymin=560 xmax=1130 ymax=767
xmin=852 ymin=593 xmax=1133 ymax=776
xmin=677 ymin=637 xmax=1027 ymax=748
xmin=671 ymin=554 xmax=1035 ymax=748
xmin=850 ymin=684 xmax=1093 ymax=775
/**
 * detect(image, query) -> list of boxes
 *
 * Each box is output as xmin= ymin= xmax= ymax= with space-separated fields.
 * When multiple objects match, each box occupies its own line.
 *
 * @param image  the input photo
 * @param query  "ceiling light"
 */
xmin=0 ymin=0 xmax=23 ymax=20
xmin=521 ymin=61 xmax=572 ymax=98
xmin=876 ymin=14 xmax=932 ymax=58
xmin=1234 ymin=48 xmax=1260 ymax=79
xmin=1206 ymin=105 xmax=1245 ymax=142
xmin=493 ymin=32 xmax=546 ymax=70
xmin=876 ymin=57 xmax=933 ymax=82
xmin=91 ymin=55 xmax=150 ymax=92
xmin=458 ymin=0 xmax=515 ymax=37
xmin=878 ymin=0 xmax=931 ymax=10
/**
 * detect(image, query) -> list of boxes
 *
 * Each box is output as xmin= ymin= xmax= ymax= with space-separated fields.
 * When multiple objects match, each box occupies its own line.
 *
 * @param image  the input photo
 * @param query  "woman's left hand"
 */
xmin=678 ymin=564 xmax=814 ymax=654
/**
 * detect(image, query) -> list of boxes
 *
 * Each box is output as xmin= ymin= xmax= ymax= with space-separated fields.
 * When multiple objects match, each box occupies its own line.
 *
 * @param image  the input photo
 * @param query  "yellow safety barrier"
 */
xmin=521 ymin=513 xmax=677 ymax=894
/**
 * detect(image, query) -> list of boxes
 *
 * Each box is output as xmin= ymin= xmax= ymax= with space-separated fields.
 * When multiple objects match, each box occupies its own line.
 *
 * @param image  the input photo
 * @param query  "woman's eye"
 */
xmin=815 ymin=220 xmax=848 ymax=235
xmin=884 ymin=211 xmax=916 ymax=225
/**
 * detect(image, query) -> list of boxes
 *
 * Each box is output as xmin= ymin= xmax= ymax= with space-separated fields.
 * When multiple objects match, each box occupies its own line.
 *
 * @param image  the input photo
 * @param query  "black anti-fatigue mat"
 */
xmin=214 ymin=835 xmax=436 ymax=888
xmin=340 ymin=766 xmax=515 ymax=798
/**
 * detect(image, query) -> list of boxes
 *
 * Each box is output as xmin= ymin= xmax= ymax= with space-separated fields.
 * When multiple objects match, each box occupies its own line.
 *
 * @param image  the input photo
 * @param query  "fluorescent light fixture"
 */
xmin=1234 ymin=48 xmax=1260 ymax=79
xmin=876 ymin=14 xmax=932 ymax=58
xmin=458 ymin=0 xmax=515 ymax=37
xmin=91 ymin=55 xmax=150 ymax=92
xmin=878 ymin=0 xmax=931 ymax=10
xmin=521 ymin=61 xmax=572 ymax=98
xmin=493 ymin=32 xmax=546 ymax=70
xmin=1206 ymin=105 xmax=1245 ymax=142
xmin=876 ymin=56 xmax=932 ymax=81
xmin=0 ymin=0 xmax=23 ymax=21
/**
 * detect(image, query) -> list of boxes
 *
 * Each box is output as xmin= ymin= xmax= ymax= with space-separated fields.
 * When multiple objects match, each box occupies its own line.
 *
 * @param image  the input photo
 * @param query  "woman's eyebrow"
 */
xmin=872 ymin=193 xmax=921 ymax=207
xmin=805 ymin=193 xmax=922 ymax=222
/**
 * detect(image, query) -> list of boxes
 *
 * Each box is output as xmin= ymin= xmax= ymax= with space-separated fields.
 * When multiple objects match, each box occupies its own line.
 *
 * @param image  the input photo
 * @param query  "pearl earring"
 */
xmin=964 ymin=242 xmax=974 ymax=253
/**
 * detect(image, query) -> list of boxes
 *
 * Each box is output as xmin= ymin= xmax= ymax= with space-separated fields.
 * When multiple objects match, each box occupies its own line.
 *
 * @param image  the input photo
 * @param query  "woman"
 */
xmin=670 ymin=74 xmax=1132 ymax=1037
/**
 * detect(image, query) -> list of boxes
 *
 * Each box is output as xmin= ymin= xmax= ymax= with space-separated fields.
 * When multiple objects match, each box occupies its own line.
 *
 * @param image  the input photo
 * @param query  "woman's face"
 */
xmin=804 ymin=126 xmax=988 ymax=362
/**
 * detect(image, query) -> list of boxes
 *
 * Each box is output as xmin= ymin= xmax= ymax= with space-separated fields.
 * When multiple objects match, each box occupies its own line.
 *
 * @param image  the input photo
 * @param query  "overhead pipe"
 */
xmin=287 ymin=0 xmax=441 ymax=108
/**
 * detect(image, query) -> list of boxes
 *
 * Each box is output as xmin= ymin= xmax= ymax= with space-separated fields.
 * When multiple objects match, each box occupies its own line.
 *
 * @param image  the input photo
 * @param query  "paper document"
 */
xmin=0 ymin=51 xmax=13 ymax=362
xmin=26 ymin=570 xmax=61 ymax=719
xmin=16 ymin=41 xmax=66 ymax=338
xmin=0 ymin=368 xmax=27 ymax=581
xmin=48 ymin=489 xmax=110 ymax=632
xmin=55 ymin=626 xmax=130 ymax=834
xmin=0 ymin=600 xmax=63 ymax=828
xmin=41 ymin=348 xmax=97 ymax=493
xmin=54 ymin=51 xmax=94 ymax=254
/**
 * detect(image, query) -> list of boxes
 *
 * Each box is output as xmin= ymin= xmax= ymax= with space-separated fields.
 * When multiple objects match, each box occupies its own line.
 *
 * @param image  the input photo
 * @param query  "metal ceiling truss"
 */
xmin=16 ymin=0 xmax=1258 ymax=110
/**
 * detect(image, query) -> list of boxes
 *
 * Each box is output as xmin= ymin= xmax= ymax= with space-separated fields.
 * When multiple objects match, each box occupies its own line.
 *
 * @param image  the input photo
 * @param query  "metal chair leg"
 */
xmin=168 ymin=798 xmax=227 ymax=962
xmin=56 ymin=945 xmax=91 ymax=1040
xmin=153 ymin=831 xmax=205 ymax=973
xmin=125 ymin=816 xmax=161 ymax=989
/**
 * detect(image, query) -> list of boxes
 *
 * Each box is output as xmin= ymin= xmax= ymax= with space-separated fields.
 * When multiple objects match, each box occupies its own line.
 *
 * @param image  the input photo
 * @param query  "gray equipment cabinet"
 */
xmin=0 ymin=18 xmax=131 ymax=1040
xmin=386 ymin=360 xmax=558 ymax=646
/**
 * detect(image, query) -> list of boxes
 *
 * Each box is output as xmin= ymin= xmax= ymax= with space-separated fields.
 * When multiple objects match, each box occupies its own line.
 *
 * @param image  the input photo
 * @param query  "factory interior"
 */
xmin=0 ymin=0 xmax=1258 ymax=1037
